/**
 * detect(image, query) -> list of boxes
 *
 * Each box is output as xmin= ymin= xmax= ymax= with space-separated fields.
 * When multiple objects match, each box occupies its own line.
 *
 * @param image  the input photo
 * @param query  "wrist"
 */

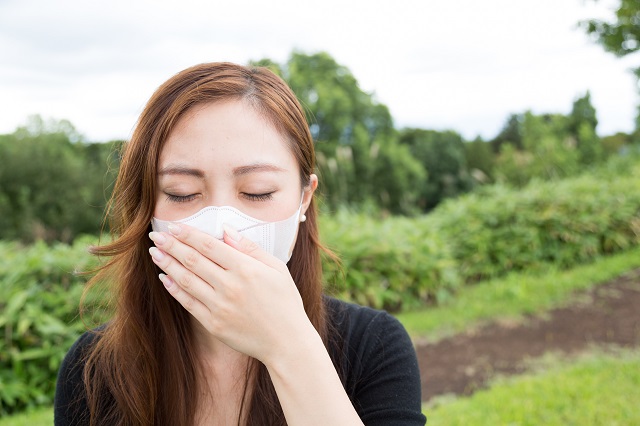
xmin=263 ymin=321 xmax=325 ymax=375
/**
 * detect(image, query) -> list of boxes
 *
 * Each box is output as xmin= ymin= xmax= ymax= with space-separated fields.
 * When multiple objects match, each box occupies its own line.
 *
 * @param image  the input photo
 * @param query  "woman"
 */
xmin=54 ymin=62 xmax=426 ymax=425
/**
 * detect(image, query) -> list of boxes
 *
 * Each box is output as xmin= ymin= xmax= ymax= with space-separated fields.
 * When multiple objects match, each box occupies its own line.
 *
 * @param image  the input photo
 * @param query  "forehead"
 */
xmin=159 ymin=100 xmax=298 ymax=172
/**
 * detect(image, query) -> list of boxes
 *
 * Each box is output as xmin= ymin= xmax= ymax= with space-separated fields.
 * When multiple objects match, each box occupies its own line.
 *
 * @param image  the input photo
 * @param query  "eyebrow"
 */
xmin=232 ymin=163 xmax=286 ymax=176
xmin=157 ymin=165 xmax=205 ymax=179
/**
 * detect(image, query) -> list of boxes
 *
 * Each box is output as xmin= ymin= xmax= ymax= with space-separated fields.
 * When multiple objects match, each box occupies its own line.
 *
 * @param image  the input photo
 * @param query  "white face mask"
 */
xmin=151 ymin=200 xmax=304 ymax=263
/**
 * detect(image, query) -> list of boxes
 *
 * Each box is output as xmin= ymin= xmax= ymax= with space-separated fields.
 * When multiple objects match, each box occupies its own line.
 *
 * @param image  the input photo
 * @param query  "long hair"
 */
xmin=83 ymin=63 xmax=328 ymax=425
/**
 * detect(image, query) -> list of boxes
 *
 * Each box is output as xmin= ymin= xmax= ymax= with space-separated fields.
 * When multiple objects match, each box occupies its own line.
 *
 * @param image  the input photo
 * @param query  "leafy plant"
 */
xmin=320 ymin=211 xmax=460 ymax=311
xmin=0 ymin=237 xmax=103 ymax=415
xmin=432 ymin=169 xmax=640 ymax=282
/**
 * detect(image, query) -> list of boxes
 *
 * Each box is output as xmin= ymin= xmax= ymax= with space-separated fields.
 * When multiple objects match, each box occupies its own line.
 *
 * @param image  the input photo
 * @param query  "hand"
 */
xmin=148 ymin=224 xmax=316 ymax=364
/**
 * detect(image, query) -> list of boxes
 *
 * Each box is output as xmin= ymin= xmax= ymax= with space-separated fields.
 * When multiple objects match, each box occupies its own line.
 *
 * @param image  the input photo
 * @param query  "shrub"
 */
xmin=431 ymin=170 xmax=640 ymax=281
xmin=0 ymin=238 xmax=101 ymax=415
xmin=320 ymin=211 xmax=461 ymax=311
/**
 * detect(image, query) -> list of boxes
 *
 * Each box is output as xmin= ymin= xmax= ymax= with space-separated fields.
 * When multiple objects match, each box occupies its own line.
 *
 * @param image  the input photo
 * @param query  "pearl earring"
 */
xmin=300 ymin=214 xmax=307 ymax=223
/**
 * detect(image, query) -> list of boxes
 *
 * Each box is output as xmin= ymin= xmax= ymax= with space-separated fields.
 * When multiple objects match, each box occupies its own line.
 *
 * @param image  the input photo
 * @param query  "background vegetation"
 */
xmin=1 ymin=0 xmax=640 ymax=421
xmin=426 ymin=349 xmax=640 ymax=426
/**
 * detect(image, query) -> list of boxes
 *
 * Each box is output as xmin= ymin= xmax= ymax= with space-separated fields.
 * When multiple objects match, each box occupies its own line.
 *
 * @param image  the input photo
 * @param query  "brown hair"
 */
xmin=83 ymin=63 xmax=328 ymax=425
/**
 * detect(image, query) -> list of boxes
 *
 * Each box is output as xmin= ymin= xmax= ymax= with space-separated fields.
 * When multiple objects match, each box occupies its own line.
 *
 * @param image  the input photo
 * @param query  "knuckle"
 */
xmin=180 ymin=271 xmax=196 ymax=290
xmin=240 ymin=265 xmax=260 ymax=281
xmin=202 ymin=235 xmax=217 ymax=253
xmin=224 ymin=285 xmax=241 ymax=303
xmin=183 ymin=251 xmax=199 ymax=269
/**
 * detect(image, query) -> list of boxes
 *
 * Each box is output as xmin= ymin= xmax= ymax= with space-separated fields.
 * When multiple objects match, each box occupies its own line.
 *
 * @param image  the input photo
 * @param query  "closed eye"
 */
xmin=165 ymin=193 xmax=198 ymax=203
xmin=242 ymin=192 xmax=274 ymax=201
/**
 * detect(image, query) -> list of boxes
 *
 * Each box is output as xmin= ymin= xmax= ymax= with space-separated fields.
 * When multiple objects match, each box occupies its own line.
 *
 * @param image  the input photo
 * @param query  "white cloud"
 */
xmin=0 ymin=0 xmax=635 ymax=141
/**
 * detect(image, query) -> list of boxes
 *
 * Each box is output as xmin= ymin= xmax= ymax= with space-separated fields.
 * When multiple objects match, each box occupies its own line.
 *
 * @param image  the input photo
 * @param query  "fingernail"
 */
xmin=149 ymin=247 xmax=164 ymax=262
xmin=167 ymin=224 xmax=182 ymax=236
xmin=222 ymin=224 xmax=241 ymax=242
xmin=148 ymin=231 xmax=166 ymax=245
xmin=159 ymin=273 xmax=173 ymax=288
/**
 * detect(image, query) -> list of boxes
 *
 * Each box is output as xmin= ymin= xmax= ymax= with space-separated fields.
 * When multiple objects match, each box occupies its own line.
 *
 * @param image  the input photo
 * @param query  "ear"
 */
xmin=301 ymin=174 xmax=318 ymax=219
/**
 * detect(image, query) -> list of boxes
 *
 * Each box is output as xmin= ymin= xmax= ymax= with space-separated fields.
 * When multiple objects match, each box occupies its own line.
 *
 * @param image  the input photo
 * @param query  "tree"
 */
xmin=0 ymin=116 xmax=120 ymax=242
xmin=601 ymin=131 xmax=632 ymax=154
xmin=465 ymin=137 xmax=494 ymax=183
xmin=583 ymin=0 xmax=640 ymax=128
xmin=583 ymin=0 xmax=640 ymax=66
xmin=569 ymin=92 xmax=603 ymax=164
xmin=494 ymin=111 xmax=580 ymax=186
xmin=490 ymin=113 xmax=524 ymax=153
xmin=399 ymin=129 xmax=473 ymax=210
xmin=252 ymin=52 xmax=426 ymax=214
xmin=569 ymin=91 xmax=598 ymax=131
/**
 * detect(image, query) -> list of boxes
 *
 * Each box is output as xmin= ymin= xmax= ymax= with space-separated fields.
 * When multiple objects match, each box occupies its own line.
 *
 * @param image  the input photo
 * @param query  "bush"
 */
xmin=0 ymin=238 xmax=101 ymax=415
xmin=431 ymin=169 xmax=640 ymax=281
xmin=320 ymin=211 xmax=460 ymax=311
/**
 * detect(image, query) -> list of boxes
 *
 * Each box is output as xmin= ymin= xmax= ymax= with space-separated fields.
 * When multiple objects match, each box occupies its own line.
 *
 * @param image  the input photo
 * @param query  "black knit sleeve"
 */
xmin=54 ymin=331 xmax=96 ymax=426
xmin=327 ymin=298 xmax=426 ymax=425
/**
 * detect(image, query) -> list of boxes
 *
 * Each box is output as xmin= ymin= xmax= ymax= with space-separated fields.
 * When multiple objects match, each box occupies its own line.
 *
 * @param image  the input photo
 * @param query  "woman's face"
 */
xmin=154 ymin=100 xmax=316 ymax=222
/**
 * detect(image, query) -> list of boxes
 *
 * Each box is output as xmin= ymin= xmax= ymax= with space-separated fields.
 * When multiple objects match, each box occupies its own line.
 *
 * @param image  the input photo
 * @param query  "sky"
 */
xmin=0 ymin=0 xmax=637 ymax=142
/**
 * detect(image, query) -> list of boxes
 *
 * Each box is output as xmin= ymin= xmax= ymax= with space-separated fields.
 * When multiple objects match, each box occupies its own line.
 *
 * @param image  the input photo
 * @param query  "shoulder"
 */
xmin=324 ymin=297 xmax=426 ymax=425
xmin=54 ymin=327 xmax=104 ymax=426
xmin=325 ymin=296 xmax=411 ymax=354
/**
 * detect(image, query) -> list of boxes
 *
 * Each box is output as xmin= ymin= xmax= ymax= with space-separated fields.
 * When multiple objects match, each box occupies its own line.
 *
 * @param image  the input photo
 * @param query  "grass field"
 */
xmin=0 ymin=407 xmax=52 ymax=426
xmin=425 ymin=349 xmax=640 ymax=425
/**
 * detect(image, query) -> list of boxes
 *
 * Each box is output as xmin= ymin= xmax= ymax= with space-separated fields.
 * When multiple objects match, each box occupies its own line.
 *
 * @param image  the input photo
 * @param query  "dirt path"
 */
xmin=415 ymin=269 xmax=640 ymax=401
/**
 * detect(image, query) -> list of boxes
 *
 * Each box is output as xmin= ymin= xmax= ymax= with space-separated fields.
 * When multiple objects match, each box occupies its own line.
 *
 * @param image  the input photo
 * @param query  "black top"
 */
xmin=55 ymin=297 xmax=426 ymax=425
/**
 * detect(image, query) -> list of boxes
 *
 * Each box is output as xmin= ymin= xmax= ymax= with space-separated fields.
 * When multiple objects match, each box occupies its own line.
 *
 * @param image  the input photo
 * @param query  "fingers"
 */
xmin=165 ymin=223 xmax=251 ymax=270
xmin=147 ymin=222 xmax=288 ymax=331
xmin=151 ymin=255 xmax=211 ymax=324
xmin=148 ymin=240 xmax=218 ymax=317
xmin=222 ymin=224 xmax=287 ymax=271
xmin=165 ymin=222 xmax=286 ymax=272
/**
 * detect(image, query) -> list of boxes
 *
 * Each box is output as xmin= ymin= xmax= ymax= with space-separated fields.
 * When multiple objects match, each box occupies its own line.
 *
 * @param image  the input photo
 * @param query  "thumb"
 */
xmin=222 ymin=224 xmax=286 ymax=270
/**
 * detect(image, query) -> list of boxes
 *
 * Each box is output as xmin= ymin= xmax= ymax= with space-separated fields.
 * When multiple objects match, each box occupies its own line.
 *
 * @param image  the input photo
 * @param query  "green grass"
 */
xmin=424 ymin=349 xmax=640 ymax=425
xmin=0 ymin=406 xmax=52 ymax=426
xmin=396 ymin=246 xmax=640 ymax=342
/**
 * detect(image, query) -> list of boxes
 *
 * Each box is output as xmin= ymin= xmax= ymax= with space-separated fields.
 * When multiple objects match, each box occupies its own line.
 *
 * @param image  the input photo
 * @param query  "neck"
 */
xmin=190 ymin=319 xmax=253 ymax=426
xmin=190 ymin=317 xmax=247 ymax=362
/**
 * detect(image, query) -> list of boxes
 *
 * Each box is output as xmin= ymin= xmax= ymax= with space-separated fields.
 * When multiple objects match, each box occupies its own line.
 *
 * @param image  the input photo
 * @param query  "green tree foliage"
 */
xmin=493 ymin=94 xmax=609 ymax=186
xmin=253 ymin=52 xmax=426 ymax=214
xmin=569 ymin=91 xmax=603 ymax=164
xmin=583 ymin=0 xmax=640 ymax=129
xmin=399 ymin=128 xmax=473 ymax=210
xmin=494 ymin=112 xmax=580 ymax=186
xmin=601 ymin=131 xmax=633 ymax=155
xmin=464 ymin=137 xmax=495 ymax=183
xmin=490 ymin=113 xmax=524 ymax=153
xmin=569 ymin=91 xmax=598 ymax=131
xmin=583 ymin=0 xmax=640 ymax=66
xmin=0 ymin=116 xmax=120 ymax=242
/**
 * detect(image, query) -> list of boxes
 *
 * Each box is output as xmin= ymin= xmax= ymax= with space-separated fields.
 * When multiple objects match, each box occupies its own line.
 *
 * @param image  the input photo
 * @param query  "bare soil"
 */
xmin=415 ymin=269 xmax=640 ymax=401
